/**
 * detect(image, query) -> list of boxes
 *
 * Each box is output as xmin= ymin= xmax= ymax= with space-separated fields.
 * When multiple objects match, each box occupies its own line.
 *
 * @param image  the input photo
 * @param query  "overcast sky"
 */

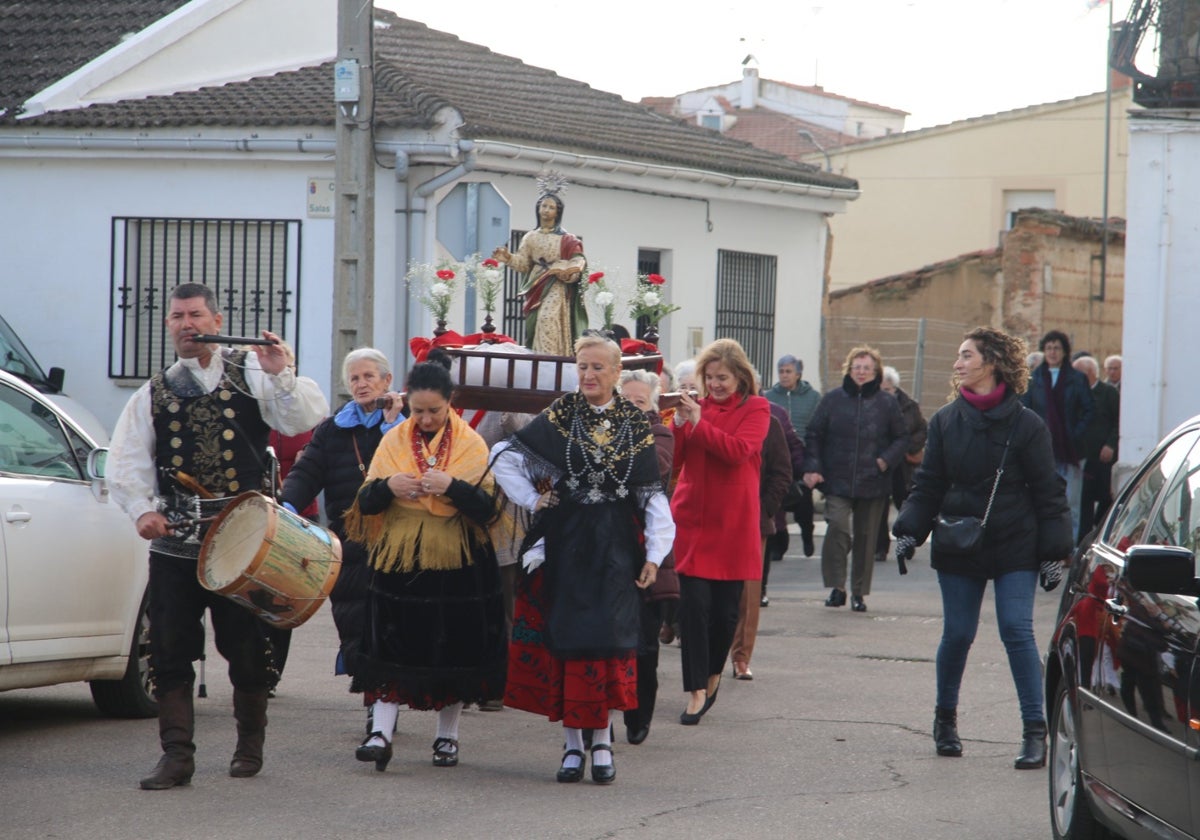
xmin=378 ymin=0 xmax=1119 ymax=131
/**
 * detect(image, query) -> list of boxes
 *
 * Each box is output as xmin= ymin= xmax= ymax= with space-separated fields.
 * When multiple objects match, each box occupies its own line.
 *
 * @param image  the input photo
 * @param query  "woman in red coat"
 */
xmin=671 ymin=339 xmax=770 ymax=725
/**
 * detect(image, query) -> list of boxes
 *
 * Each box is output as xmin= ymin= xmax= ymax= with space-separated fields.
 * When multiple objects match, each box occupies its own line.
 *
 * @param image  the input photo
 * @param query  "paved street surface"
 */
xmin=0 ymin=528 xmax=1062 ymax=839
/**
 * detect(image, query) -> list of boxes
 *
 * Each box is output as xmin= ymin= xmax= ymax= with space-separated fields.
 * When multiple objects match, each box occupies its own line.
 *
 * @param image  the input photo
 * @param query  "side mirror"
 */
xmin=1123 ymin=545 xmax=1198 ymax=595
xmin=46 ymin=366 xmax=65 ymax=393
xmin=87 ymin=448 xmax=108 ymax=480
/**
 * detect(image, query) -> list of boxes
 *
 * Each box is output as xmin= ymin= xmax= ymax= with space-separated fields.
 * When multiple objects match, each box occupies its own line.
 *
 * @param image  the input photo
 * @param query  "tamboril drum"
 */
xmin=198 ymin=492 xmax=342 ymax=629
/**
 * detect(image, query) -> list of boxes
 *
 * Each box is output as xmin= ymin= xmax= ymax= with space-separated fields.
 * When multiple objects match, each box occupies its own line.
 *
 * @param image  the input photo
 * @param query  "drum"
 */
xmin=198 ymin=492 xmax=342 ymax=629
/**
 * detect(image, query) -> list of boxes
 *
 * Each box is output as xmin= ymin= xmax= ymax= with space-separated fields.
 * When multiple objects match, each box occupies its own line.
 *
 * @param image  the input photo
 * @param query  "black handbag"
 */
xmin=932 ymin=423 xmax=1015 ymax=556
xmin=782 ymin=479 xmax=807 ymax=508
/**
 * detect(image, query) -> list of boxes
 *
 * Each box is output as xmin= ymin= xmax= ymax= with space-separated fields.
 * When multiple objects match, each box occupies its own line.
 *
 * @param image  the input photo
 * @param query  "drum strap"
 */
xmin=351 ymin=432 xmax=367 ymax=479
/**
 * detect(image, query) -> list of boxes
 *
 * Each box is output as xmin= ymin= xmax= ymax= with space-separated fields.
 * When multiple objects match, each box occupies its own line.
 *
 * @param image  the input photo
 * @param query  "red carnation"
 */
xmin=588 ymin=272 xmax=605 ymax=283
xmin=647 ymin=273 xmax=666 ymax=285
xmin=436 ymin=269 xmax=455 ymax=280
xmin=482 ymin=258 xmax=499 ymax=268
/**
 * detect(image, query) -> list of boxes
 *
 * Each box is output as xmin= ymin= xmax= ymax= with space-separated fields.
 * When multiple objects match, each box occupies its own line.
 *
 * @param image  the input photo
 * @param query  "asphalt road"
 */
xmin=0 ymin=527 xmax=1063 ymax=840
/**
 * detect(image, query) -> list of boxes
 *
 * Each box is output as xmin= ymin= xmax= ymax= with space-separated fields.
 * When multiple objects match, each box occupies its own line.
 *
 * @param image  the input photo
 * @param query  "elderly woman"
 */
xmin=344 ymin=359 xmax=507 ymax=772
xmin=802 ymin=346 xmax=908 ymax=613
xmin=671 ymin=339 xmax=770 ymax=724
xmin=617 ymin=368 xmax=678 ymax=745
xmin=894 ymin=327 xmax=1072 ymax=768
xmin=491 ymin=334 xmax=675 ymax=784
xmin=280 ymin=348 xmax=403 ymax=716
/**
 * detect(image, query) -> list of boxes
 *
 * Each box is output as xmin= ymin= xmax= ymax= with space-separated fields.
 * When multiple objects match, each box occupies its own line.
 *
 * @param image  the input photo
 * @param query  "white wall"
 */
xmin=0 ymin=153 xmax=337 ymax=431
xmin=1119 ymin=115 xmax=1200 ymax=471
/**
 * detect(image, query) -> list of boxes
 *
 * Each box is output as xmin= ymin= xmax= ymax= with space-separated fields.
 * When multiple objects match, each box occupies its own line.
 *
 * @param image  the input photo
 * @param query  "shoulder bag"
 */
xmin=932 ymin=420 xmax=1017 ymax=555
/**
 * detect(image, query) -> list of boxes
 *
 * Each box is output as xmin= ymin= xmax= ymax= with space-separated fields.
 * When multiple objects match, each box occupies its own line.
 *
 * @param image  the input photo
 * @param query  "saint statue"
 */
xmin=492 ymin=181 xmax=588 ymax=357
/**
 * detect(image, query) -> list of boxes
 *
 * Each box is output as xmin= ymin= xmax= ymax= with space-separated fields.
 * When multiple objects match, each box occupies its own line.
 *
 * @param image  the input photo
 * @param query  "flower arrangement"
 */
xmin=629 ymin=272 xmax=681 ymax=325
xmin=405 ymin=261 xmax=458 ymax=322
xmin=585 ymin=271 xmax=616 ymax=329
xmin=467 ymin=254 xmax=504 ymax=314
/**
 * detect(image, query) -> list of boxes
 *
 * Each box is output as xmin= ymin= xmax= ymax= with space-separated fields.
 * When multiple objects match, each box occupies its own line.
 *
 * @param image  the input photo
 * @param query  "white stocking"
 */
xmin=368 ymin=700 xmax=399 ymax=746
xmin=562 ymin=726 xmax=585 ymax=769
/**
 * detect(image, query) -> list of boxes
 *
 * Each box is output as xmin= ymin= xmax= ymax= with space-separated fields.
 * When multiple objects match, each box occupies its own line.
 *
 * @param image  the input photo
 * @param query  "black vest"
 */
xmin=150 ymin=350 xmax=270 ymax=499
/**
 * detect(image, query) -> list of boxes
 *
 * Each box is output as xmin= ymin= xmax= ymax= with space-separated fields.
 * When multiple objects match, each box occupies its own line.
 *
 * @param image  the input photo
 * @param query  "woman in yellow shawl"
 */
xmin=344 ymin=358 xmax=505 ymax=772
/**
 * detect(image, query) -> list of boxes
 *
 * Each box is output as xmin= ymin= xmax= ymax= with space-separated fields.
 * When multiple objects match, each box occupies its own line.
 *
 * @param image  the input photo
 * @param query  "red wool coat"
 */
xmin=670 ymin=393 xmax=770 ymax=581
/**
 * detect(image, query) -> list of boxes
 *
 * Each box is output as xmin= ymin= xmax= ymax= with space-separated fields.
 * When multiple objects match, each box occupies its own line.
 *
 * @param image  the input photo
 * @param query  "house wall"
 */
xmin=0 ymin=152 xmax=341 ymax=431
xmin=823 ymin=89 xmax=1133 ymax=291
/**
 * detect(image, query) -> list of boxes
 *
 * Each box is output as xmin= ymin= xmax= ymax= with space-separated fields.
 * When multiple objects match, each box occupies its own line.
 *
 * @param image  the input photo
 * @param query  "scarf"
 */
xmin=1040 ymin=366 xmax=1078 ymax=465
xmin=343 ymin=408 xmax=494 ymax=573
xmin=960 ymin=381 xmax=1007 ymax=412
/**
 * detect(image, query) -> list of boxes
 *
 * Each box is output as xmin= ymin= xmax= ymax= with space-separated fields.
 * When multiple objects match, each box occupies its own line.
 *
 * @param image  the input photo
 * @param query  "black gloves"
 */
xmin=1040 ymin=559 xmax=1064 ymax=592
xmin=894 ymin=535 xmax=916 ymax=575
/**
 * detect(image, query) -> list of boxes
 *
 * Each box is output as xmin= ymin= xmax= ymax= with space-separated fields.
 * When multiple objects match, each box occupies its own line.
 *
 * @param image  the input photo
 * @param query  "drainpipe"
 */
xmin=401 ymin=141 xmax=477 ymax=371
xmin=393 ymin=150 xmax=410 ymax=375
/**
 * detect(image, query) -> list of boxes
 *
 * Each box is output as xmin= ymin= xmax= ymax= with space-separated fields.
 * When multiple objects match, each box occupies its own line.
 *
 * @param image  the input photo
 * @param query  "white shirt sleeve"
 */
xmin=107 ymin=382 xmax=160 ymax=526
xmin=243 ymin=353 xmax=329 ymax=435
xmin=642 ymin=491 xmax=675 ymax=567
xmin=489 ymin=440 xmax=542 ymax=511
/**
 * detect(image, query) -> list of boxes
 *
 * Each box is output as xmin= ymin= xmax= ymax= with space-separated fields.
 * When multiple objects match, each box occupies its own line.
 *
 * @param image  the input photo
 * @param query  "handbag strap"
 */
xmin=980 ymin=415 xmax=1020 ymax=528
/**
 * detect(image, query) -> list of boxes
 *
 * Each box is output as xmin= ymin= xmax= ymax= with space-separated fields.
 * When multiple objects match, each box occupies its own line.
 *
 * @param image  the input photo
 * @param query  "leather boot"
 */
xmin=1014 ymin=719 xmax=1047 ymax=769
xmin=140 ymin=685 xmax=196 ymax=790
xmin=230 ymin=688 xmax=269 ymax=778
xmin=933 ymin=707 xmax=962 ymax=757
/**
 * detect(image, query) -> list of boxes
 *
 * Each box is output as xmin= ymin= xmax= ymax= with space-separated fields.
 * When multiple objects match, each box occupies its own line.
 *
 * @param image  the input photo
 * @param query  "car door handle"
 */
xmin=1104 ymin=598 xmax=1128 ymax=618
xmin=5 ymin=510 xmax=32 ymax=523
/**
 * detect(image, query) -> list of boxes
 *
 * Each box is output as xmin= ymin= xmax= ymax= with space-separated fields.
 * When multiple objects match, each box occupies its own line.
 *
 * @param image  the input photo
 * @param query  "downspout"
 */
xmin=402 ymin=140 xmax=477 ymax=371
xmin=393 ymin=150 xmax=410 ymax=376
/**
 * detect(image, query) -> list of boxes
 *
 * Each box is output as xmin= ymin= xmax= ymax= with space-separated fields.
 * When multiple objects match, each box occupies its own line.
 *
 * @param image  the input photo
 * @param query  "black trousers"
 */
xmin=624 ymin=598 xmax=664 ymax=731
xmin=678 ymin=575 xmax=743 ymax=692
xmin=1079 ymin=458 xmax=1113 ymax=543
xmin=148 ymin=551 xmax=273 ymax=696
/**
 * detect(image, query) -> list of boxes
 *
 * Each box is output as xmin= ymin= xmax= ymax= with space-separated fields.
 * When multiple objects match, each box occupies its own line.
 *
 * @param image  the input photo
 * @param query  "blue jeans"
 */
xmin=936 ymin=569 xmax=1044 ymax=722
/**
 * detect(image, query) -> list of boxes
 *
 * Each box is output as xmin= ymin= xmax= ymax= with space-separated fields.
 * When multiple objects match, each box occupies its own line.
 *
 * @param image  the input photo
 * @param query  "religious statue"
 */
xmin=491 ymin=175 xmax=588 ymax=357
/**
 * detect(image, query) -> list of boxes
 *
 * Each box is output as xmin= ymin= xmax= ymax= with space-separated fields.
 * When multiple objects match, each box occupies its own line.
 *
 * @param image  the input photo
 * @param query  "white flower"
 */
xmin=595 ymin=291 xmax=614 ymax=306
xmin=431 ymin=282 xmax=451 ymax=298
xmin=641 ymin=291 xmax=661 ymax=307
xmin=481 ymin=269 xmax=502 ymax=284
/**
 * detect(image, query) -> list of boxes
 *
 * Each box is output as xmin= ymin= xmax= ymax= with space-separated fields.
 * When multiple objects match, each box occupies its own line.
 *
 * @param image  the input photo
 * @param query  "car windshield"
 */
xmin=0 ymin=314 xmax=52 ymax=390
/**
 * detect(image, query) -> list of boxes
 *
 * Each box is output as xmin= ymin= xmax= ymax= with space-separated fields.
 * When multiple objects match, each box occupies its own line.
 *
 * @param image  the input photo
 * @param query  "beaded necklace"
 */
xmin=563 ymin=402 xmax=637 ymax=503
xmin=411 ymin=420 xmax=452 ymax=474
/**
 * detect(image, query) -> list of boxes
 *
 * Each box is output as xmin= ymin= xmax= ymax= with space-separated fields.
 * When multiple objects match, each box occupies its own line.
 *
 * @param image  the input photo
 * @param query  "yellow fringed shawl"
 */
xmin=343 ymin=409 xmax=495 ymax=573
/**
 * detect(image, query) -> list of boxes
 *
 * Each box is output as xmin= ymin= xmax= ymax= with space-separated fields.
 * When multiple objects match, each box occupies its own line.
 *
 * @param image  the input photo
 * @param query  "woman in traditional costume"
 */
xmin=490 ymin=334 xmax=675 ymax=784
xmin=491 ymin=181 xmax=588 ymax=357
xmin=344 ymin=359 xmax=506 ymax=772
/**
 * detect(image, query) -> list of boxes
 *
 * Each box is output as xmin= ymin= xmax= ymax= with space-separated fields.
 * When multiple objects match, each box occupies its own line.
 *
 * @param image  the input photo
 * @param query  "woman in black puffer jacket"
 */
xmin=281 ymin=348 xmax=404 ymax=699
xmin=893 ymin=327 xmax=1072 ymax=771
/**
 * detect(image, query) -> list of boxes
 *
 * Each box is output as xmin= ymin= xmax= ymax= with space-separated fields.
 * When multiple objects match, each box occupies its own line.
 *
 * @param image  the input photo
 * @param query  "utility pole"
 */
xmin=332 ymin=0 xmax=375 ymax=401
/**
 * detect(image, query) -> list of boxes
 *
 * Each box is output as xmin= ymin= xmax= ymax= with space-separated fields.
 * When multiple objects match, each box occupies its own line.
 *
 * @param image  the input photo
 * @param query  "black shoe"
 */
xmin=432 ymin=737 xmax=459 ymax=767
xmin=802 ymin=533 xmax=815 ymax=557
xmin=1014 ymin=720 xmax=1047 ymax=769
xmin=850 ymin=595 xmax=867 ymax=612
xmin=626 ymin=725 xmax=649 ymax=745
xmin=590 ymin=744 xmax=615 ymax=784
xmin=356 ymin=732 xmax=393 ymax=772
xmin=701 ymin=678 xmax=720 ymax=713
xmin=934 ymin=707 xmax=962 ymax=757
xmin=825 ymin=588 xmax=846 ymax=607
xmin=556 ymin=749 xmax=585 ymax=783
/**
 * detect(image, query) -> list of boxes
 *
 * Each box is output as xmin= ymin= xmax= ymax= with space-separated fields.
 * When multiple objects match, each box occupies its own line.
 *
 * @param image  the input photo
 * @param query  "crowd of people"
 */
xmin=106 ymin=280 xmax=1120 ymax=789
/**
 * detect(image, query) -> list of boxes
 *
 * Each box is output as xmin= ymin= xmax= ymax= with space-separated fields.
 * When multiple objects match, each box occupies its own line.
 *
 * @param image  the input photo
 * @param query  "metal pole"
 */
xmin=333 ymin=0 xmax=376 ymax=402
xmin=913 ymin=317 xmax=927 ymax=407
xmin=1097 ymin=0 xmax=1114 ymax=303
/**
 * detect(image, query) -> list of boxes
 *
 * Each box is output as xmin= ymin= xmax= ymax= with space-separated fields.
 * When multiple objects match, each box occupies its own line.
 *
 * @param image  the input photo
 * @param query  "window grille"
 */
xmin=501 ymin=229 xmax=527 ymax=345
xmin=714 ymin=249 xmax=777 ymax=378
xmin=109 ymin=217 xmax=302 ymax=380
xmin=635 ymin=249 xmax=662 ymax=340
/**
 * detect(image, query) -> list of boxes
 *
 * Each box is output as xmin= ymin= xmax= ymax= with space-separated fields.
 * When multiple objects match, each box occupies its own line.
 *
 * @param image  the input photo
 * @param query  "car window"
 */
xmin=1106 ymin=430 xmax=1200 ymax=552
xmin=0 ymin=381 xmax=84 ymax=480
xmin=1143 ymin=435 xmax=1200 ymax=558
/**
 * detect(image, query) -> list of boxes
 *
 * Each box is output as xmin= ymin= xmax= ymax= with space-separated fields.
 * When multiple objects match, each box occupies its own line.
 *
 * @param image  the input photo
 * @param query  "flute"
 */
xmin=191 ymin=334 xmax=279 ymax=346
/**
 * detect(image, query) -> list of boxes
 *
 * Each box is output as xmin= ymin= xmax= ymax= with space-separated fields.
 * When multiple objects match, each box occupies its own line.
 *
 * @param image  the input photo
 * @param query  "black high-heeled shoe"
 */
xmin=556 ymin=748 xmax=585 ymax=783
xmin=356 ymin=731 xmax=393 ymax=772
xmin=432 ymin=737 xmax=459 ymax=768
xmin=590 ymin=744 xmax=615 ymax=784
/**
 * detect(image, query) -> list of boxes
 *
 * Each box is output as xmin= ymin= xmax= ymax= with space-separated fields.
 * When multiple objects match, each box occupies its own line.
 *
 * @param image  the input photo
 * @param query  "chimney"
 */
xmin=741 ymin=59 xmax=759 ymax=110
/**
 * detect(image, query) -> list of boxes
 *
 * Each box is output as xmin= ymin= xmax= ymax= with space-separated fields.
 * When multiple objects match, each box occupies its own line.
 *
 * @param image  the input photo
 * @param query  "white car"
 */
xmin=0 ymin=369 xmax=154 ymax=717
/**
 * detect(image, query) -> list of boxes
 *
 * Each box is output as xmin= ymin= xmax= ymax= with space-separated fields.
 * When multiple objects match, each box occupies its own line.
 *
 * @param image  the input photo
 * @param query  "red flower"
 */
xmin=436 ymin=269 xmax=455 ymax=280
xmin=482 ymin=258 xmax=499 ymax=268
xmin=588 ymin=272 xmax=605 ymax=284
xmin=646 ymin=273 xmax=666 ymax=285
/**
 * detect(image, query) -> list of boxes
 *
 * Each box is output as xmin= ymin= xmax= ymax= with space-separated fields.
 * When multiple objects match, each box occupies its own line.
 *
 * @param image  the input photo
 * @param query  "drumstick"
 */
xmin=191 ymin=334 xmax=279 ymax=346
xmin=174 ymin=471 xmax=215 ymax=499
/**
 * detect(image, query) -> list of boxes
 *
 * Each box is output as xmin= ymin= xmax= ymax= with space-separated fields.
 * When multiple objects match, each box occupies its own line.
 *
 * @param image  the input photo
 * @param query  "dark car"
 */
xmin=1046 ymin=415 xmax=1200 ymax=840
